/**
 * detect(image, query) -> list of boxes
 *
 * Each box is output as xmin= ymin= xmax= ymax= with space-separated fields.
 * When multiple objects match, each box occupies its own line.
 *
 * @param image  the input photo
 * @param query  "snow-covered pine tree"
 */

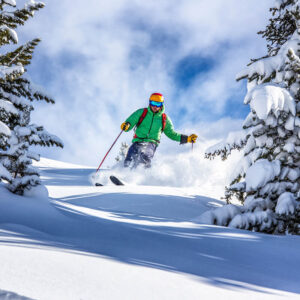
xmin=0 ymin=0 xmax=63 ymax=195
xmin=204 ymin=0 xmax=300 ymax=234
xmin=115 ymin=142 xmax=129 ymax=163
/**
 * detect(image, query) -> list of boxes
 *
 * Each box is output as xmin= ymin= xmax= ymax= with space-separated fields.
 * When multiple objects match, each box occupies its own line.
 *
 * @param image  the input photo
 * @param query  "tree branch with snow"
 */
xmin=203 ymin=0 xmax=300 ymax=234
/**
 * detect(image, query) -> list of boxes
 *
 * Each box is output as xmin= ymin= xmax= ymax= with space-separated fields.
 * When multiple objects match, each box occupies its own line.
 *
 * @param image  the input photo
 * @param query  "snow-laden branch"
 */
xmin=237 ymin=30 xmax=300 ymax=82
xmin=245 ymin=84 xmax=295 ymax=120
xmin=205 ymin=130 xmax=248 ymax=160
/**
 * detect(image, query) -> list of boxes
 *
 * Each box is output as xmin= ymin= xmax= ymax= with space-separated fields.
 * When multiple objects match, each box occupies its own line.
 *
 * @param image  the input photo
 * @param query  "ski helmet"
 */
xmin=149 ymin=93 xmax=164 ymax=103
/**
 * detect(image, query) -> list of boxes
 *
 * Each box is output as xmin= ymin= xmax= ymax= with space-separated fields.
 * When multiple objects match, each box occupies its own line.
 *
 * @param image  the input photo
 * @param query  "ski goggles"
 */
xmin=149 ymin=100 xmax=163 ymax=107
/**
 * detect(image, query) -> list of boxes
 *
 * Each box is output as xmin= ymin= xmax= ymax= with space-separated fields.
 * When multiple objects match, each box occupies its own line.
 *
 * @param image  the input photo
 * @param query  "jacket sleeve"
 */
xmin=125 ymin=109 xmax=144 ymax=131
xmin=164 ymin=116 xmax=187 ymax=143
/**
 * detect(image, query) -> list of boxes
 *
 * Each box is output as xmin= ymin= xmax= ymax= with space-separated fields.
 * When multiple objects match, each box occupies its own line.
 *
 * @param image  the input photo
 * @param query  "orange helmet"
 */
xmin=149 ymin=93 xmax=164 ymax=103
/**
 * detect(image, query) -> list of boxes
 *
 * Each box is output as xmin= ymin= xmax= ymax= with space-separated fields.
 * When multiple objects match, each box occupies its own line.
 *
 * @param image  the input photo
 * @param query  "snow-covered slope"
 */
xmin=0 ymin=158 xmax=299 ymax=300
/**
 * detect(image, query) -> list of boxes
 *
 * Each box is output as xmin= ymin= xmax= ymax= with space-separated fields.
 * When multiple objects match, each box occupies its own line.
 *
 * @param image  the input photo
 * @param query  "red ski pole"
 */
xmin=96 ymin=130 xmax=124 ymax=172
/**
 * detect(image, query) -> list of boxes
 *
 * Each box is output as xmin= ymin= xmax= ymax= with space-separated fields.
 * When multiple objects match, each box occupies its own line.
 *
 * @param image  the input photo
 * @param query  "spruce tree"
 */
xmin=115 ymin=142 xmax=129 ymax=163
xmin=0 ymin=0 xmax=63 ymax=195
xmin=204 ymin=0 xmax=300 ymax=234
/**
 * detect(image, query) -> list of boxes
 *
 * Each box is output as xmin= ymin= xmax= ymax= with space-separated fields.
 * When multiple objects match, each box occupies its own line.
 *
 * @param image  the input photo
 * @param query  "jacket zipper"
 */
xmin=147 ymin=114 xmax=154 ymax=138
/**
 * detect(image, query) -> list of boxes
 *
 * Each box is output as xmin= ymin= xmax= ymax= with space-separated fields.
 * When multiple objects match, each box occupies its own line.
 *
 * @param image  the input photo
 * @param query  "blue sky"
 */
xmin=17 ymin=0 xmax=273 ymax=166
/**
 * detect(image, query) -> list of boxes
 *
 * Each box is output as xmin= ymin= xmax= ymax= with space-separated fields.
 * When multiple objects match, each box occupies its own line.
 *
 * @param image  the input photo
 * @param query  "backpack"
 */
xmin=136 ymin=108 xmax=167 ymax=131
xmin=133 ymin=108 xmax=167 ymax=141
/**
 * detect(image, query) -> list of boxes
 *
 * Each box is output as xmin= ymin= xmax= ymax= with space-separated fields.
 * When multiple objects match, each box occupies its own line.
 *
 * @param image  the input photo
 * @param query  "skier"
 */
xmin=120 ymin=93 xmax=198 ymax=168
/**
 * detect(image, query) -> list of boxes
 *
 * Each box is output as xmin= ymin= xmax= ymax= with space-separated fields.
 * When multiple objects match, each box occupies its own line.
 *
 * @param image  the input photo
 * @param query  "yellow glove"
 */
xmin=121 ymin=122 xmax=130 ymax=131
xmin=187 ymin=134 xmax=198 ymax=143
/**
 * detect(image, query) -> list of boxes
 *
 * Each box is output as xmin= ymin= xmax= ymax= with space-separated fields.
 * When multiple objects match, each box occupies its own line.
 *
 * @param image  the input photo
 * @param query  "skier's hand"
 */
xmin=187 ymin=134 xmax=198 ymax=143
xmin=121 ymin=122 xmax=130 ymax=131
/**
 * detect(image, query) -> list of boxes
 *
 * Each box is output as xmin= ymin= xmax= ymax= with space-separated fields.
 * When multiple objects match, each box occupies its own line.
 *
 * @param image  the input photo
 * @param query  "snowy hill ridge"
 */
xmin=0 ymin=158 xmax=299 ymax=299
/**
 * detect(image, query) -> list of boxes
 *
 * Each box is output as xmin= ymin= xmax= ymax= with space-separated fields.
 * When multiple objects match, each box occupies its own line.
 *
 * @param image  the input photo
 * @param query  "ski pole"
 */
xmin=96 ymin=130 xmax=123 ymax=172
xmin=192 ymin=141 xmax=194 ymax=152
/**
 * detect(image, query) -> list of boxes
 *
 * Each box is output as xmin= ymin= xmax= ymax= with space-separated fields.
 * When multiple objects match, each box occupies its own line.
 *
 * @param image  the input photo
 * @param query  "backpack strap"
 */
xmin=134 ymin=108 xmax=148 ymax=139
xmin=134 ymin=109 xmax=167 ymax=139
xmin=136 ymin=108 xmax=148 ymax=128
xmin=162 ymin=113 xmax=167 ymax=132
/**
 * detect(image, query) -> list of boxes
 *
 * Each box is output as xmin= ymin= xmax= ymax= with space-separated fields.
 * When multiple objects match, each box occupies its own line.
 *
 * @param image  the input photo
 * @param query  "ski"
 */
xmin=93 ymin=175 xmax=125 ymax=186
xmin=110 ymin=175 xmax=125 ymax=186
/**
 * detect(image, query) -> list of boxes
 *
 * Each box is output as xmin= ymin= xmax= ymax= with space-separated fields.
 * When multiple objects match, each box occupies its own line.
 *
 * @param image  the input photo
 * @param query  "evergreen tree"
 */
xmin=0 ymin=0 xmax=63 ymax=195
xmin=115 ymin=142 xmax=129 ymax=163
xmin=204 ymin=0 xmax=300 ymax=234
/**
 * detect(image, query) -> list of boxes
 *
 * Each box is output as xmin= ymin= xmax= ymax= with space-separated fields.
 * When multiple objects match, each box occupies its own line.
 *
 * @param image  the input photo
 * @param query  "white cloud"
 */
xmin=19 ymin=0 xmax=273 ymax=166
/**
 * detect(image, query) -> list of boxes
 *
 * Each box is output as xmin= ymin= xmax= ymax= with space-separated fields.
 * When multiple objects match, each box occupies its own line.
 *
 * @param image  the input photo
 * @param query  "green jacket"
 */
xmin=125 ymin=106 xmax=185 ymax=145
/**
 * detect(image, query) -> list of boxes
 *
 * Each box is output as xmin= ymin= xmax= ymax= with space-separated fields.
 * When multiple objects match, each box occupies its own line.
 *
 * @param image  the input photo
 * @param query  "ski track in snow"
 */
xmin=0 ymin=158 xmax=299 ymax=299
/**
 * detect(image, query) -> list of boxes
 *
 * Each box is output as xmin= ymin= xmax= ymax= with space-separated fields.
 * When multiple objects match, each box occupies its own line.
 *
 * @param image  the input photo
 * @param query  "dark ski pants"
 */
xmin=124 ymin=142 xmax=157 ymax=169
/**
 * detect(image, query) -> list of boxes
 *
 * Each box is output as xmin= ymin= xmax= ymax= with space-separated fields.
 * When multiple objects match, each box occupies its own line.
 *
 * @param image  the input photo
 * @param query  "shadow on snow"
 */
xmin=0 ymin=167 xmax=299 ymax=296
